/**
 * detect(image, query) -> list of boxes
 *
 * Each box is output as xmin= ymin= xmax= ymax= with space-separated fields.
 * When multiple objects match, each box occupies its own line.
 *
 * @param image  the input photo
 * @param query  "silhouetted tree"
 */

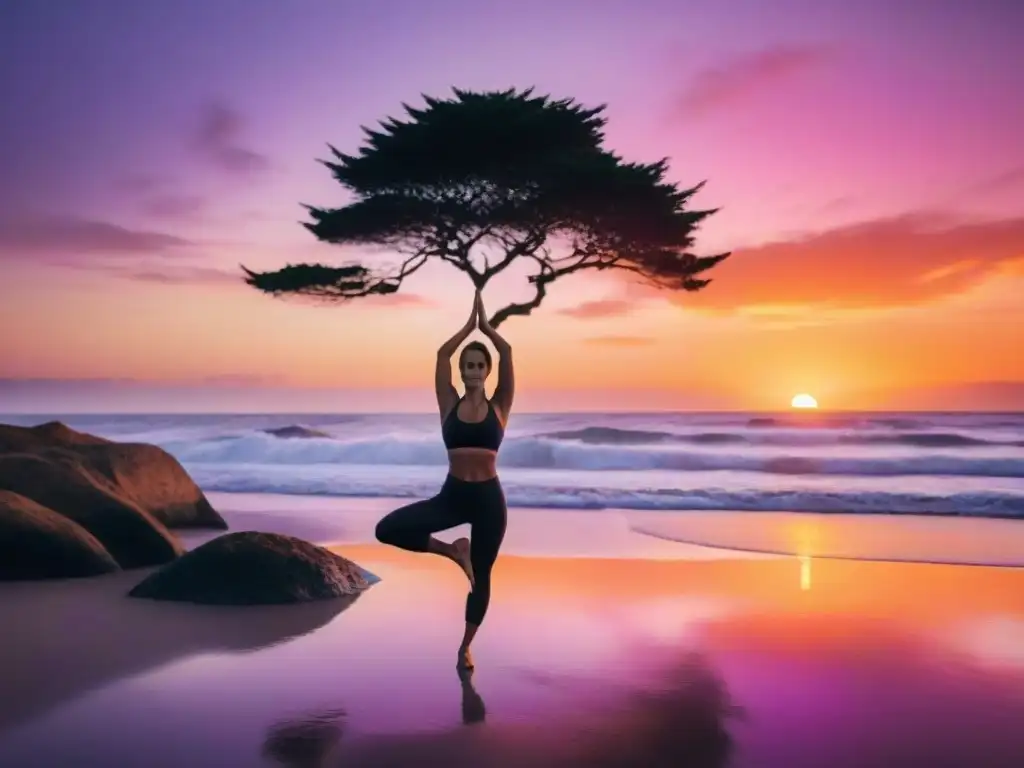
xmin=243 ymin=88 xmax=729 ymax=327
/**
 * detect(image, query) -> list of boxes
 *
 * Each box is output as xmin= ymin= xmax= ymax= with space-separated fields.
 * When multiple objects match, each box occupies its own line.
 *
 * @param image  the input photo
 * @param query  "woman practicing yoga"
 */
xmin=375 ymin=289 xmax=513 ymax=670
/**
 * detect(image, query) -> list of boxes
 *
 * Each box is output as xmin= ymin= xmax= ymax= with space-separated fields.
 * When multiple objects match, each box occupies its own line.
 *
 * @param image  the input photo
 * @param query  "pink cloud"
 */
xmin=970 ymin=166 xmax=1024 ymax=195
xmin=191 ymin=102 xmax=270 ymax=175
xmin=113 ymin=266 xmax=240 ymax=285
xmin=0 ymin=217 xmax=191 ymax=257
xmin=141 ymin=194 xmax=207 ymax=220
xmin=559 ymin=299 xmax=639 ymax=319
xmin=678 ymin=44 xmax=834 ymax=116
xmin=647 ymin=212 xmax=1024 ymax=311
xmin=110 ymin=175 xmax=207 ymax=220
xmin=362 ymin=291 xmax=435 ymax=308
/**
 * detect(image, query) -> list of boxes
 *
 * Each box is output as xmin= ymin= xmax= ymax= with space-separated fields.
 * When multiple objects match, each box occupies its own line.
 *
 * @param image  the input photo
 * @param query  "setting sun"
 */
xmin=791 ymin=393 xmax=819 ymax=409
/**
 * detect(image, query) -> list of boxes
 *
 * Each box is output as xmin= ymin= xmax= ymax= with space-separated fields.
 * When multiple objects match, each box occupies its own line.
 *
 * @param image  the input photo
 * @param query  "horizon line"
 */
xmin=4 ymin=408 xmax=1023 ymax=417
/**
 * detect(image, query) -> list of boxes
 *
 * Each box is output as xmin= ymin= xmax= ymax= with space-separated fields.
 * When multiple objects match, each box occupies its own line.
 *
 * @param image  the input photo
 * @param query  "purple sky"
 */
xmin=1 ymin=0 xmax=1022 ymax=411
xmin=4 ymin=1 xmax=1021 ymax=233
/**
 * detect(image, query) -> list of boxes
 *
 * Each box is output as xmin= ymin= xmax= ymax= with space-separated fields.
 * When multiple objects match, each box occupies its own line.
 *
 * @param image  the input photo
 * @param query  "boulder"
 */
xmin=0 ymin=420 xmax=111 ymax=451
xmin=264 ymin=425 xmax=331 ymax=439
xmin=129 ymin=532 xmax=376 ymax=605
xmin=0 ymin=422 xmax=227 ymax=530
xmin=73 ymin=441 xmax=227 ymax=529
xmin=0 ymin=490 xmax=120 ymax=580
xmin=0 ymin=452 xmax=184 ymax=568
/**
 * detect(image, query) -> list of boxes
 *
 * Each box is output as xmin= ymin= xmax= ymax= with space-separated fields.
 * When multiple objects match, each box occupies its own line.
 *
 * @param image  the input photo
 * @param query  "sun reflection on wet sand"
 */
xmin=799 ymin=555 xmax=812 ymax=591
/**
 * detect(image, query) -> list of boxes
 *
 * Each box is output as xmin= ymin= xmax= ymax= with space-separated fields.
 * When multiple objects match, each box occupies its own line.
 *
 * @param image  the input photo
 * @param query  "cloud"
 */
xmin=362 ymin=291 xmax=434 ymax=308
xmin=813 ymin=195 xmax=858 ymax=216
xmin=196 ymin=373 xmax=288 ymax=387
xmin=192 ymin=102 xmax=269 ymax=175
xmin=0 ymin=216 xmax=191 ymax=257
xmin=0 ymin=377 xmax=134 ymax=393
xmin=678 ymin=44 xmax=833 ymax=116
xmin=140 ymin=194 xmax=207 ymax=220
xmin=0 ymin=374 xmax=286 ymax=389
xmin=36 ymin=259 xmax=240 ymax=286
xmin=111 ymin=175 xmax=207 ymax=220
xmin=559 ymin=299 xmax=638 ymax=319
xmin=969 ymin=166 xmax=1024 ymax=195
xmin=658 ymin=213 xmax=1024 ymax=312
xmin=585 ymin=335 xmax=654 ymax=347
xmin=110 ymin=265 xmax=240 ymax=285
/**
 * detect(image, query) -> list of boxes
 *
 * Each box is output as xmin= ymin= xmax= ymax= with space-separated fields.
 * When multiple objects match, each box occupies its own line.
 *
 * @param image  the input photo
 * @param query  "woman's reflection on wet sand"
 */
xmin=262 ymin=651 xmax=736 ymax=768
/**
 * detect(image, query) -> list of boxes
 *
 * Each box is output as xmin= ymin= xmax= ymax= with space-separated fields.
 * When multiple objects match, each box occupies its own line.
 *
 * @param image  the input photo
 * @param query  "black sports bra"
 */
xmin=441 ymin=397 xmax=505 ymax=452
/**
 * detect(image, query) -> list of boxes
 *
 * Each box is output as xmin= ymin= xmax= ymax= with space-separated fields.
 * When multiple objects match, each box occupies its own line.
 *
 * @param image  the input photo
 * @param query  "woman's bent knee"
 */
xmin=375 ymin=514 xmax=430 ymax=552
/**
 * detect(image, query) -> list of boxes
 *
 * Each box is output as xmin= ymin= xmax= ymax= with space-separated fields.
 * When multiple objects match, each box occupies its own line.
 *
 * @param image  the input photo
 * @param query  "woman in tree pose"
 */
xmin=375 ymin=289 xmax=513 ymax=670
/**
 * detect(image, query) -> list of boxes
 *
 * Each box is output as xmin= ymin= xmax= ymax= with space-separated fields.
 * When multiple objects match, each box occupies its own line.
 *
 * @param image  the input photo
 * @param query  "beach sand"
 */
xmin=2 ymin=530 xmax=1024 ymax=767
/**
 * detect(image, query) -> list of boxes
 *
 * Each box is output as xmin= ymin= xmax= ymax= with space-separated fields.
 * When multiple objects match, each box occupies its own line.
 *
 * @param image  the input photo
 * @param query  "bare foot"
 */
xmin=457 ymin=645 xmax=475 ymax=671
xmin=452 ymin=537 xmax=475 ymax=589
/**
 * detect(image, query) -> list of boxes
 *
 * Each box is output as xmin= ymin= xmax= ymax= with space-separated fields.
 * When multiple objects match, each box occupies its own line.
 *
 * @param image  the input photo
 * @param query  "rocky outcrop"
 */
xmin=0 ymin=420 xmax=111 ymax=450
xmin=264 ymin=425 xmax=331 ymax=439
xmin=0 ymin=490 xmax=120 ymax=580
xmin=0 ymin=452 xmax=184 ymax=568
xmin=0 ymin=422 xmax=227 ymax=530
xmin=0 ymin=421 xmax=227 ymax=577
xmin=73 ymin=440 xmax=227 ymax=529
xmin=129 ymin=532 xmax=376 ymax=605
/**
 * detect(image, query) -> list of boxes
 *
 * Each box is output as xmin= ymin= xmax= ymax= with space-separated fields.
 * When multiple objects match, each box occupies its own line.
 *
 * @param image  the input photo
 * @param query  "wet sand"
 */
xmin=1 ymin=544 xmax=1024 ymax=767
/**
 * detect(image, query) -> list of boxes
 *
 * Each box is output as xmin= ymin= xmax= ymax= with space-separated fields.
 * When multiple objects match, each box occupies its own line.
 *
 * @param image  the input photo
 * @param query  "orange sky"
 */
xmin=2 ymin=224 xmax=1022 ymax=411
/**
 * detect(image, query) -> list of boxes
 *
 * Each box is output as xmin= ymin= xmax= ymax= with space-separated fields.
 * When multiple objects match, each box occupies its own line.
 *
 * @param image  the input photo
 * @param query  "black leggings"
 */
xmin=375 ymin=474 xmax=507 ymax=626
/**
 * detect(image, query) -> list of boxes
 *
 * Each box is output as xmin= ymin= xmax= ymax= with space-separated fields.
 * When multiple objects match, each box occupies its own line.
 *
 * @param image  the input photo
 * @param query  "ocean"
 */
xmin=4 ymin=411 xmax=1023 ymax=519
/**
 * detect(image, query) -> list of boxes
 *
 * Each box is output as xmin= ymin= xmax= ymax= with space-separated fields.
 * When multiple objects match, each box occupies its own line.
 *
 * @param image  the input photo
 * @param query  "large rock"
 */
xmin=129 ymin=532 xmax=376 ymax=605
xmin=0 ymin=422 xmax=227 ymax=530
xmin=264 ymin=425 xmax=331 ymax=439
xmin=0 ymin=420 xmax=111 ymax=451
xmin=0 ymin=490 xmax=120 ymax=580
xmin=73 ymin=441 xmax=226 ymax=529
xmin=0 ymin=452 xmax=184 ymax=568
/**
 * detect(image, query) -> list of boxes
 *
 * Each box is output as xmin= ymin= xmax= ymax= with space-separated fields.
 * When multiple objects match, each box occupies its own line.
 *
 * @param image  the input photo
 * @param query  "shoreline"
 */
xmin=203 ymin=487 xmax=1024 ymax=520
xmin=192 ymin=491 xmax=1024 ymax=568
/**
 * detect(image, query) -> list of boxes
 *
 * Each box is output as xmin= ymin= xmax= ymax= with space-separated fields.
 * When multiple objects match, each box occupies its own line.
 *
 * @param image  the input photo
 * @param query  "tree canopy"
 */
xmin=243 ymin=87 xmax=729 ymax=327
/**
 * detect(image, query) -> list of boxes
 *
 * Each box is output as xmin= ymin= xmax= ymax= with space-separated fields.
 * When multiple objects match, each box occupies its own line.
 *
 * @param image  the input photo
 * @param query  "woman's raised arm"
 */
xmin=435 ymin=291 xmax=479 ymax=419
xmin=476 ymin=293 xmax=514 ymax=423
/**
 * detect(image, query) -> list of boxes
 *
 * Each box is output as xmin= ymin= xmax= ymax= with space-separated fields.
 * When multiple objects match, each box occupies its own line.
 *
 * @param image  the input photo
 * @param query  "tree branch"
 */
xmin=525 ymin=245 xmax=592 ymax=284
xmin=487 ymin=260 xmax=554 ymax=327
xmin=481 ymin=229 xmax=548 ymax=284
xmin=242 ymin=245 xmax=434 ymax=300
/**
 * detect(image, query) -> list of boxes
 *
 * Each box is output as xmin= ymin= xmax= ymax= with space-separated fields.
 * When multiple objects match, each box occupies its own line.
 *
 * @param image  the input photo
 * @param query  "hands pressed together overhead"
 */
xmin=463 ymin=289 xmax=495 ymax=335
xmin=474 ymin=289 xmax=495 ymax=334
xmin=439 ymin=286 xmax=513 ymax=415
